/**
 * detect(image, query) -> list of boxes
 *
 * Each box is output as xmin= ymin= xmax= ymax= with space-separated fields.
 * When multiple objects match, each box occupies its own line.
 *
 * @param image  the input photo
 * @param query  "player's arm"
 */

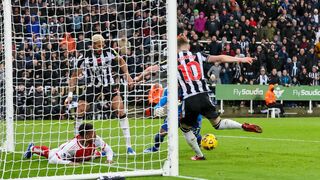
xmin=95 ymin=136 xmax=114 ymax=163
xmin=207 ymin=55 xmax=253 ymax=65
xmin=48 ymin=153 xmax=78 ymax=165
xmin=134 ymin=65 xmax=160 ymax=83
xmin=65 ymin=57 xmax=84 ymax=105
xmin=111 ymin=49 xmax=134 ymax=88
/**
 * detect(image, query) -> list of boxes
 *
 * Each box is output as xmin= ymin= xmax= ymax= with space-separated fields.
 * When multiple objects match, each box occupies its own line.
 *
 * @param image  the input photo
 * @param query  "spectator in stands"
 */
xmin=292 ymin=77 xmax=300 ymax=86
xmin=14 ymin=84 xmax=27 ymax=119
xmin=60 ymin=33 xmax=76 ymax=53
xmin=26 ymin=16 xmax=40 ymax=35
xmin=265 ymin=84 xmax=285 ymax=116
xmin=280 ymin=69 xmax=292 ymax=87
xmin=270 ymin=52 xmax=284 ymax=72
xmin=194 ymin=12 xmax=207 ymax=37
xmin=221 ymin=43 xmax=235 ymax=56
xmin=220 ymin=63 xmax=233 ymax=84
xmin=309 ymin=66 xmax=320 ymax=86
xmin=208 ymin=36 xmax=222 ymax=55
xmin=269 ymin=68 xmax=281 ymax=85
xmin=207 ymin=62 xmax=221 ymax=84
xmin=205 ymin=13 xmax=219 ymax=36
xmin=255 ymin=67 xmax=269 ymax=85
xmin=299 ymin=67 xmax=311 ymax=85
xmin=287 ymin=56 xmax=301 ymax=77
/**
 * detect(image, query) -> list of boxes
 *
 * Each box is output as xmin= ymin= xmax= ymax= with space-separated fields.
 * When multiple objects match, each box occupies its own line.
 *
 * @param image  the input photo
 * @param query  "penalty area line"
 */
xmin=218 ymin=135 xmax=320 ymax=143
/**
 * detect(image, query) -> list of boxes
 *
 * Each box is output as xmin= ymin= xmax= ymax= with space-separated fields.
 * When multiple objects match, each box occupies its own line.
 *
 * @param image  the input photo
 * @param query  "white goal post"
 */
xmin=0 ymin=0 xmax=178 ymax=179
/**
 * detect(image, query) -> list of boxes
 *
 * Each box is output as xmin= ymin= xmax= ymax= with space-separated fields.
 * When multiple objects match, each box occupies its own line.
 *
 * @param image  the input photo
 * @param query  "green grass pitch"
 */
xmin=1 ymin=117 xmax=320 ymax=180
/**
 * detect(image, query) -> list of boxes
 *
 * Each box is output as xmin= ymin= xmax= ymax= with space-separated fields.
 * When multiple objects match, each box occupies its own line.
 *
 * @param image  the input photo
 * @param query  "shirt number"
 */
xmin=178 ymin=61 xmax=202 ymax=82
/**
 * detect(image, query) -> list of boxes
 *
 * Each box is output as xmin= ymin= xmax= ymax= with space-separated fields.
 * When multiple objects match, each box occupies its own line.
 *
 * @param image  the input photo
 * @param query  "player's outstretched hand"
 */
xmin=240 ymin=57 xmax=254 ymax=65
xmin=68 ymin=162 xmax=80 ymax=166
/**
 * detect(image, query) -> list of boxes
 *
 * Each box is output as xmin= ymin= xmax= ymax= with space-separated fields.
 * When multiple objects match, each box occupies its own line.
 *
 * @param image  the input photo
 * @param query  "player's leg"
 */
xmin=180 ymin=98 xmax=205 ymax=160
xmin=75 ymin=100 xmax=89 ymax=135
xmin=24 ymin=143 xmax=50 ymax=159
xmin=111 ymin=93 xmax=135 ymax=155
xmin=192 ymin=115 xmax=202 ymax=145
xmin=144 ymin=119 xmax=168 ymax=153
xmin=201 ymin=94 xmax=262 ymax=133
xmin=74 ymin=87 xmax=94 ymax=135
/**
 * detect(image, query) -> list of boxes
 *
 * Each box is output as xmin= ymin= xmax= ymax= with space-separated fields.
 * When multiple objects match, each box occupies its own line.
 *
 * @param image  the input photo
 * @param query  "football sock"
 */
xmin=183 ymin=131 xmax=204 ymax=157
xmin=75 ymin=116 xmax=83 ymax=135
xmin=154 ymin=133 xmax=165 ymax=149
xmin=195 ymin=133 xmax=202 ymax=145
xmin=119 ymin=116 xmax=132 ymax=148
xmin=32 ymin=146 xmax=49 ymax=158
xmin=215 ymin=119 xmax=242 ymax=130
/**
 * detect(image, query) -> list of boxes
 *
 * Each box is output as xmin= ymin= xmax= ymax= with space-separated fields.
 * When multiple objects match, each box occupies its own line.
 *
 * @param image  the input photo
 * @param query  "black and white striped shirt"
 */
xmin=177 ymin=51 xmax=211 ymax=99
xmin=77 ymin=49 xmax=118 ymax=87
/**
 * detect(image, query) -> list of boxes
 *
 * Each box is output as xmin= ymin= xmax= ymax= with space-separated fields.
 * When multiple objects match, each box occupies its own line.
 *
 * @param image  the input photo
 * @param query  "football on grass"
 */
xmin=201 ymin=133 xmax=218 ymax=150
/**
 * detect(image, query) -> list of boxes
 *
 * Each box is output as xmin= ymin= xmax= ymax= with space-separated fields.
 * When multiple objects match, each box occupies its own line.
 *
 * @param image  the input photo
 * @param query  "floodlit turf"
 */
xmin=1 ymin=118 xmax=320 ymax=180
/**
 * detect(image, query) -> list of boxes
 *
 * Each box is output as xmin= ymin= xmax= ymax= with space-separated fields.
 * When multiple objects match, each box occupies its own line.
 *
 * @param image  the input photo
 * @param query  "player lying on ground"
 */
xmin=24 ymin=123 xmax=113 ymax=165
xmin=143 ymin=87 xmax=202 ymax=153
xmin=65 ymin=34 xmax=135 ymax=155
xmin=176 ymin=35 xmax=262 ymax=160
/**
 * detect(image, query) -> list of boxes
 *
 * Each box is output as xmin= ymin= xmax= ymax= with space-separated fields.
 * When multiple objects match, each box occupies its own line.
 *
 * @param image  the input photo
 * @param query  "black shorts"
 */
xmin=180 ymin=93 xmax=219 ymax=127
xmin=78 ymin=85 xmax=121 ymax=104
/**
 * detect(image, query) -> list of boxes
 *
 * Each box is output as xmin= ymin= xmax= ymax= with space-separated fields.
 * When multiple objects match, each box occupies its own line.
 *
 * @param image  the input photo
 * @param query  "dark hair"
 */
xmin=78 ymin=123 xmax=93 ymax=137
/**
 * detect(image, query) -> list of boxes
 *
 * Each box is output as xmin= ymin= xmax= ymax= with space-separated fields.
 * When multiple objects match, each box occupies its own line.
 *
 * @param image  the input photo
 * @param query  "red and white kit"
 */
xmin=31 ymin=135 xmax=113 ymax=164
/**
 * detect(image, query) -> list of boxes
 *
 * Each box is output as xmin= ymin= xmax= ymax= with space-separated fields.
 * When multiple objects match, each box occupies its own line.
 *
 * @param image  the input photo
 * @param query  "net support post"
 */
xmin=248 ymin=100 xmax=254 ymax=114
xmin=164 ymin=0 xmax=179 ymax=177
xmin=220 ymin=100 xmax=224 ymax=114
xmin=307 ymin=100 xmax=313 ymax=114
xmin=3 ymin=0 xmax=14 ymax=152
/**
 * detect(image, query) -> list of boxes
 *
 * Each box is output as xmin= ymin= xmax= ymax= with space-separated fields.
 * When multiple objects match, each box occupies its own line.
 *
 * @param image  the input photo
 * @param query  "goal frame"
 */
xmin=1 ymin=0 xmax=178 ymax=179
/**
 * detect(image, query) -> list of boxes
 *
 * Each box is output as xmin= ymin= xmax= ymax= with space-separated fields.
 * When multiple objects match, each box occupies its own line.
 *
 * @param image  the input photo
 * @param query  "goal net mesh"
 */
xmin=0 ymin=0 xmax=169 ymax=179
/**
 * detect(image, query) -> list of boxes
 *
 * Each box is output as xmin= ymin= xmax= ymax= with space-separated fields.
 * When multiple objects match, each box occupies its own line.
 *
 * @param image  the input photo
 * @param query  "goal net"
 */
xmin=0 ymin=0 xmax=178 ymax=179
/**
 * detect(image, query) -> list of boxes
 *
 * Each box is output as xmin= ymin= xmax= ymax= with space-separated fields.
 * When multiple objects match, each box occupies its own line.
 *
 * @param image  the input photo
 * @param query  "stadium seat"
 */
xmin=267 ymin=108 xmax=280 ymax=118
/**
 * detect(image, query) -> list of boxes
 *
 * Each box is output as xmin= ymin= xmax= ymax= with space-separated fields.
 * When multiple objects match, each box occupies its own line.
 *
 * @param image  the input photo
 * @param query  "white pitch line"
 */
xmin=218 ymin=135 xmax=320 ymax=143
xmin=177 ymin=175 xmax=208 ymax=180
xmin=85 ymin=162 xmax=138 ymax=171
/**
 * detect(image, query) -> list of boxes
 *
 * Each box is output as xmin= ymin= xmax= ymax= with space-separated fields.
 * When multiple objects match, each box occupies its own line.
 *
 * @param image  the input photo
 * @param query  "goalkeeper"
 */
xmin=144 ymin=87 xmax=202 ymax=153
xmin=24 ymin=123 xmax=113 ymax=165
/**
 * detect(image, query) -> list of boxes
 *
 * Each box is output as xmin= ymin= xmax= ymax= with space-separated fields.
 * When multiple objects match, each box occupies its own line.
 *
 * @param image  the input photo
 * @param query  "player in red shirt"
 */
xmin=24 ymin=123 xmax=113 ymax=165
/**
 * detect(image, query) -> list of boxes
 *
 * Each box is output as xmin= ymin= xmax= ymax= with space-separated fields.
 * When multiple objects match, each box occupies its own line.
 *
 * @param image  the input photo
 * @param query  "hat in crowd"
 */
xmin=194 ymin=9 xmax=199 ymax=13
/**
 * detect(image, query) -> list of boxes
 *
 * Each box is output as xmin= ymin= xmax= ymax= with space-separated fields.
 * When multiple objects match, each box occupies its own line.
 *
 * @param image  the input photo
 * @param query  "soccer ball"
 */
xmin=201 ymin=133 xmax=218 ymax=150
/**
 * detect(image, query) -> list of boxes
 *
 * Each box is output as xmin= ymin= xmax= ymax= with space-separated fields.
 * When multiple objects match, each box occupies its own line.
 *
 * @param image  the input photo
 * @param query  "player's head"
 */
xmin=269 ymin=84 xmax=274 ymax=92
xmin=92 ymin=34 xmax=105 ymax=55
xmin=177 ymin=34 xmax=190 ymax=51
xmin=79 ymin=123 xmax=96 ymax=144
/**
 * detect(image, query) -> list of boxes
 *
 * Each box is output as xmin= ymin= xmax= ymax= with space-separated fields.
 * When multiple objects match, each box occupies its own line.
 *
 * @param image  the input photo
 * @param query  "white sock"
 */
xmin=183 ymin=131 xmax=203 ymax=157
xmin=119 ymin=117 xmax=132 ymax=148
xmin=75 ymin=117 xmax=83 ymax=135
xmin=216 ymin=119 xmax=242 ymax=130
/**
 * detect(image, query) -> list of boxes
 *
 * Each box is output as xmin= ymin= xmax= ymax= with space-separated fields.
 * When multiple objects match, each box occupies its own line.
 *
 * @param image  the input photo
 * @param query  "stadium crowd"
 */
xmin=1 ymin=0 xmax=320 ymax=119
xmin=178 ymin=0 xmax=320 ymax=87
